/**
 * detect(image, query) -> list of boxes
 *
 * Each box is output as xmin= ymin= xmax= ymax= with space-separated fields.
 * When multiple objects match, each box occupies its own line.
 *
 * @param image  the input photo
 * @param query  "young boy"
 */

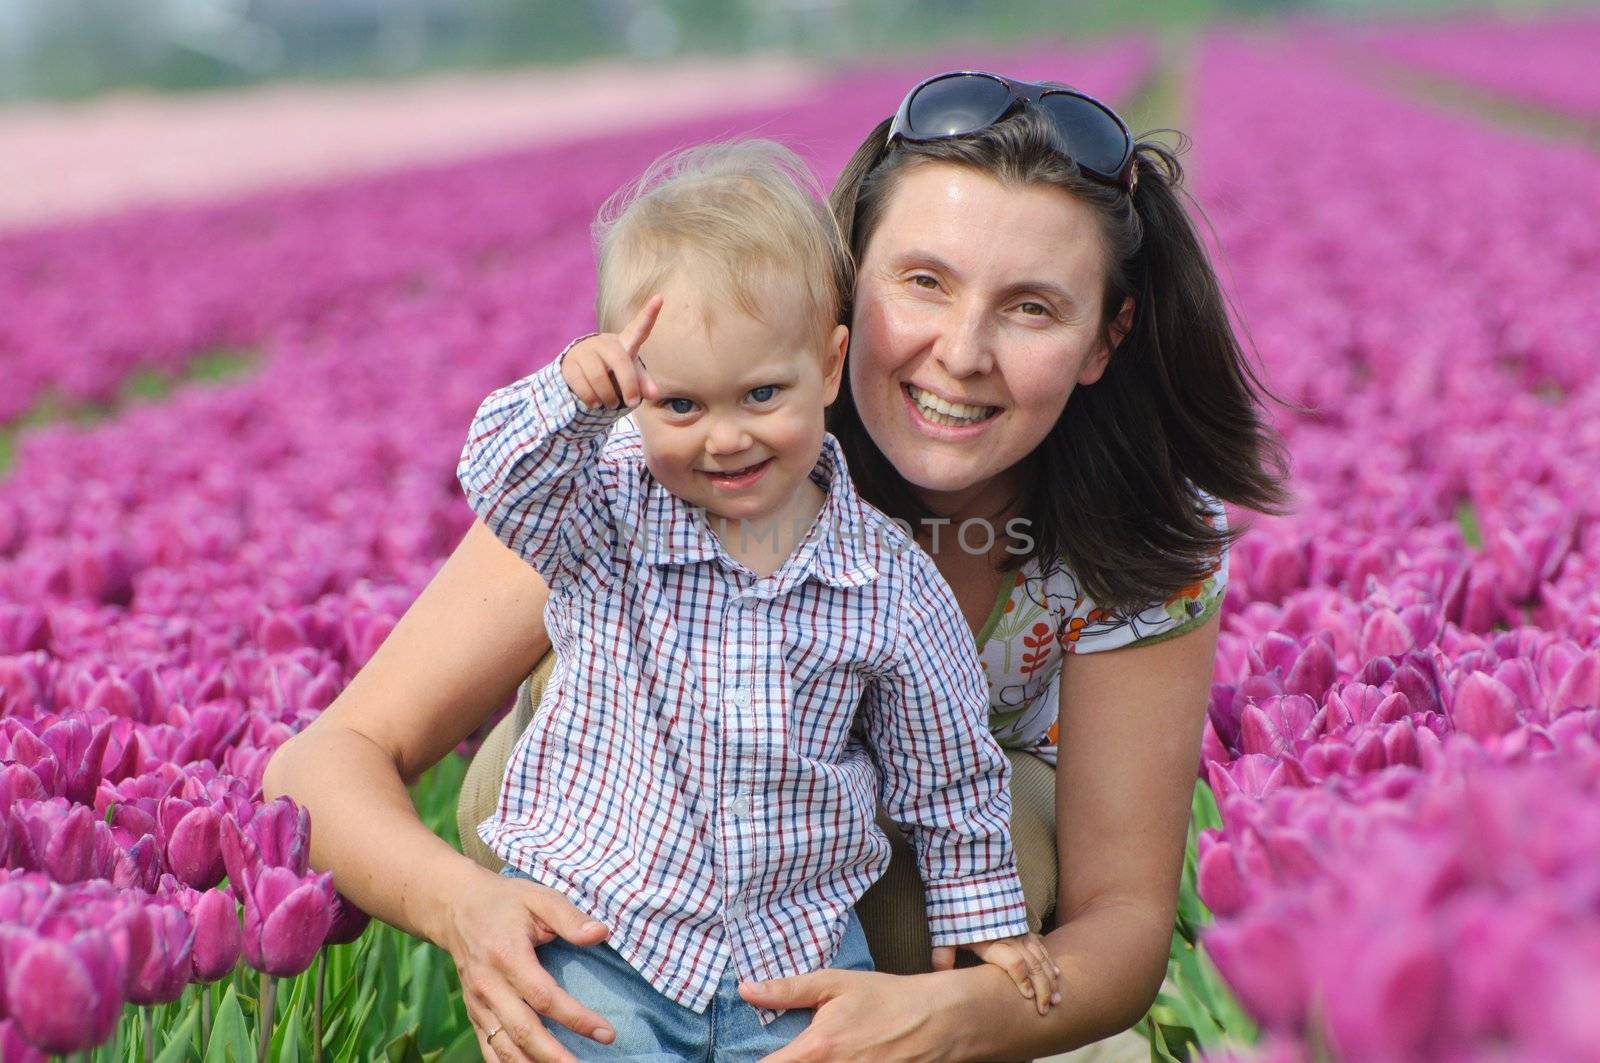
xmin=458 ymin=140 xmax=1056 ymax=1058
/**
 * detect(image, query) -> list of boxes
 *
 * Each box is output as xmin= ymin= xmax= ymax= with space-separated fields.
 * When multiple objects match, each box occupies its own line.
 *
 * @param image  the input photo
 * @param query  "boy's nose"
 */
xmin=704 ymin=419 xmax=753 ymax=456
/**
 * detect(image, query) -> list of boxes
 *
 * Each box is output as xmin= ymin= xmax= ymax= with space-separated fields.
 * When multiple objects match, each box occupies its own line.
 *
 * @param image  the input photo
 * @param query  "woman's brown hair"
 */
xmin=826 ymin=108 xmax=1293 ymax=613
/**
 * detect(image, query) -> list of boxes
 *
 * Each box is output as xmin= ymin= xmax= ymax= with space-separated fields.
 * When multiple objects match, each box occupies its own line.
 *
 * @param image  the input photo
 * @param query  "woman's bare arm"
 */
xmin=265 ymin=520 xmax=624 ymax=1059
xmin=741 ymin=613 xmax=1219 ymax=1062
xmin=261 ymin=517 xmax=552 ymax=942
xmin=942 ymin=611 xmax=1222 ymax=1058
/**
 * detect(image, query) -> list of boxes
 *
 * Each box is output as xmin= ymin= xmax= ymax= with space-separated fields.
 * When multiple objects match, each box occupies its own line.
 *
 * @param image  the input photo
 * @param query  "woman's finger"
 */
xmin=476 ymin=988 xmax=579 ymax=1063
xmin=517 ymin=882 xmax=610 ymax=947
xmin=737 ymin=969 xmax=841 ymax=1012
xmin=620 ymin=294 xmax=664 ymax=357
xmin=498 ymin=947 xmax=616 ymax=1045
xmin=930 ymin=945 xmax=956 ymax=972
xmin=468 ymin=1001 xmax=533 ymax=1063
xmin=475 ymin=1025 xmax=526 ymax=1063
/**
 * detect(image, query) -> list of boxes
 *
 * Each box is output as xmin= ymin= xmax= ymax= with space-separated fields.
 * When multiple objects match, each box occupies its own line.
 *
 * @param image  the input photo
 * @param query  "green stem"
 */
xmin=202 ymin=987 xmax=212 ymax=1051
xmin=314 ymin=951 xmax=326 ymax=1063
xmin=257 ymin=974 xmax=277 ymax=1063
xmin=145 ymin=1008 xmax=155 ymax=1063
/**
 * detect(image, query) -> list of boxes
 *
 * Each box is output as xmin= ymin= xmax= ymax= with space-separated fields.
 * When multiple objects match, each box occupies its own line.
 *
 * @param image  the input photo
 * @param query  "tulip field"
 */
xmin=2 ymin=14 xmax=1598 ymax=1062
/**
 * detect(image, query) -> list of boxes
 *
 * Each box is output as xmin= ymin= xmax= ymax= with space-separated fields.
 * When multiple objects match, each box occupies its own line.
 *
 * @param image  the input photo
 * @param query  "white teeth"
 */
xmin=907 ymin=385 xmax=995 ymax=424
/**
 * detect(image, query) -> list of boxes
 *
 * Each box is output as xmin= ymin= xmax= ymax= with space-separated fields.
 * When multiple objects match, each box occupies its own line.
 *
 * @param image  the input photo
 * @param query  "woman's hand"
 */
xmin=738 ymin=969 xmax=959 ymax=1063
xmin=437 ymin=871 xmax=617 ymax=1062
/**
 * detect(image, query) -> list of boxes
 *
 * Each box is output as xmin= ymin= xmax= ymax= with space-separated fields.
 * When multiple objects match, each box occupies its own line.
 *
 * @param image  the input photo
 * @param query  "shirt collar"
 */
xmin=639 ymin=434 xmax=884 ymax=589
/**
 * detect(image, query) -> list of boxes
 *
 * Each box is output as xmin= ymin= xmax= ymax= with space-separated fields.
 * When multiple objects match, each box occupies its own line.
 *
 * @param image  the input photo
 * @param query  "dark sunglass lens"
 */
xmin=907 ymin=75 xmax=1011 ymax=137
xmin=1039 ymin=94 xmax=1128 ymax=175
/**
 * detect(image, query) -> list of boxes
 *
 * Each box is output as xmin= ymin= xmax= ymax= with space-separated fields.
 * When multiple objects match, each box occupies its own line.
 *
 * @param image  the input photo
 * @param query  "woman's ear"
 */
xmin=1079 ymin=296 xmax=1134 ymax=386
xmin=822 ymin=323 xmax=849 ymax=404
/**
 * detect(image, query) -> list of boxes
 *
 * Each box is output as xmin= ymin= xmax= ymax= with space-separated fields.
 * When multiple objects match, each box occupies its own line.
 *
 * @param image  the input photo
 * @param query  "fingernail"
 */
xmin=582 ymin=921 xmax=606 ymax=934
xmin=1051 ymin=991 xmax=1061 ymax=1004
xmin=1022 ymin=985 xmax=1033 ymax=996
xmin=596 ymin=1026 xmax=614 ymax=1043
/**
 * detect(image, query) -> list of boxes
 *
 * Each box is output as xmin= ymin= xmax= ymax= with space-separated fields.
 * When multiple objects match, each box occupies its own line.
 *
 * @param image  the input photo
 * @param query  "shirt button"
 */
xmin=727 ymin=687 xmax=751 ymax=708
xmin=729 ymin=796 xmax=751 ymax=818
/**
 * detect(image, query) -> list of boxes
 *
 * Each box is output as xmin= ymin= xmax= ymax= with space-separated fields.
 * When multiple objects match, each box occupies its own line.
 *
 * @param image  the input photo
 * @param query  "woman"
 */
xmin=265 ymin=71 xmax=1288 ymax=1062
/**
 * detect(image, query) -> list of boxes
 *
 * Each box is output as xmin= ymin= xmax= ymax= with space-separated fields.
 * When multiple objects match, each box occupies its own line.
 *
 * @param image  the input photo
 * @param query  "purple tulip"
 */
xmin=188 ymin=888 xmax=244 ymax=981
xmin=0 ymin=1020 xmax=49 ymax=1063
xmin=0 ymin=923 xmax=125 ymax=1052
xmin=323 ymin=890 xmax=372 ymax=947
xmin=37 ymin=719 xmax=112 ymax=806
xmin=240 ymin=866 xmax=335 ymax=977
xmin=159 ymin=799 xmax=225 ymax=889
xmin=234 ymin=797 xmax=311 ymax=878
xmin=1452 ymin=672 xmax=1520 ymax=740
xmin=111 ymin=903 xmax=194 ymax=1005
xmin=8 ymin=800 xmax=122 ymax=884
xmin=1196 ymin=839 xmax=1249 ymax=917
xmin=1201 ymin=918 xmax=1307 ymax=1033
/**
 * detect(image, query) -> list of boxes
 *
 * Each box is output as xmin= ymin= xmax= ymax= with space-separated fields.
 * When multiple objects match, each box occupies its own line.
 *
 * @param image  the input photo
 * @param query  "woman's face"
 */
xmin=848 ymin=162 xmax=1128 ymax=519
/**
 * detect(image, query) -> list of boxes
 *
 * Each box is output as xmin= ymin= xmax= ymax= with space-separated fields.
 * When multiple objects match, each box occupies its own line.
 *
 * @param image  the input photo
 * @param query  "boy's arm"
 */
xmin=456 ymin=336 xmax=627 ymax=581
xmin=859 ymin=549 xmax=1031 ymax=948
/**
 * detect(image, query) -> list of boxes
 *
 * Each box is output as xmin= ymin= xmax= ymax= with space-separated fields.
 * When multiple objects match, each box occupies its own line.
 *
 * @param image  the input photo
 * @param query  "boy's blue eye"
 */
xmin=749 ymin=385 xmax=777 ymax=403
xmin=666 ymin=398 xmax=695 ymax=414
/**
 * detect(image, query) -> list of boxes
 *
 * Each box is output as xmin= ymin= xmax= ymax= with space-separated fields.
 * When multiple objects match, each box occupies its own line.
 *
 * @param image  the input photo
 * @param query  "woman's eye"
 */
xmin=664 ymin=398 xmax=695 ymax=415
xmin=748 ymin=385 xmax=778 ymax=403
xmin=1018 ymin=301 xmax=1050 ymax=317
xmin=910 ymin=274 xmax=939 ymax=290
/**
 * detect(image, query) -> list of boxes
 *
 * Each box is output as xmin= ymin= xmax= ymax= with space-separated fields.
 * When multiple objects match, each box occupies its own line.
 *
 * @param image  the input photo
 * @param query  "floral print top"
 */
xmin=976 ymin=498 xmax=1229 ymax=767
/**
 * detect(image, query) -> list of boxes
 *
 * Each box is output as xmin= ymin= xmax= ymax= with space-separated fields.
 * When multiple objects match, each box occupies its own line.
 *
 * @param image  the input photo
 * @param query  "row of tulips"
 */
xmin=0 ymin=44 xmax=1152 ymax=1057
xmin=1176 ymin=29 xmax=1600 ymax=1062
xmin=1341 ymin=11 xmax=1600 ymax=120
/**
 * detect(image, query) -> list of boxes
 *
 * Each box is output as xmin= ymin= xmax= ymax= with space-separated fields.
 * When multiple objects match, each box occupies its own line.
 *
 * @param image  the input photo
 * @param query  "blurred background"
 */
xmin=0 ymin=0 xmax=1586 ymax=103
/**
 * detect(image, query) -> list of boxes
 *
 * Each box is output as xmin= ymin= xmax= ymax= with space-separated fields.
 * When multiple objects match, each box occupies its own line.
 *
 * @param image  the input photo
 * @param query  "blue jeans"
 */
xmin=499 ymin=865 xmax=874 ymax=1060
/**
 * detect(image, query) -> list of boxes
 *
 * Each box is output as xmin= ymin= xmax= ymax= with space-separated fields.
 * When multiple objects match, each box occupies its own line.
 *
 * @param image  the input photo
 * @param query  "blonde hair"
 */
xmin=593 ymin=139 xmax=850 ymax=346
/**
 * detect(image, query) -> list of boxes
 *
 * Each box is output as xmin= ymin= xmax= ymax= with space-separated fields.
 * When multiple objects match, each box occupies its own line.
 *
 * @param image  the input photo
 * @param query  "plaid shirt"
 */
xmin=458 ymin=349 xmax=1029 ymax=1017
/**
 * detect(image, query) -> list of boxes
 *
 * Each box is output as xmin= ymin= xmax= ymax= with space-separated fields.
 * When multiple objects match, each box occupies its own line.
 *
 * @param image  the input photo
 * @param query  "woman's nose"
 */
xmin=934 ymin=300 xmax=996 ymax=378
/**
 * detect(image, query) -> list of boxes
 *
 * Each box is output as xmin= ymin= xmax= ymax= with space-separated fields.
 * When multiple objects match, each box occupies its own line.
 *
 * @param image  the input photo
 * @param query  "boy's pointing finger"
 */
xmin=621 ymin=294 xmax=664 ymax=357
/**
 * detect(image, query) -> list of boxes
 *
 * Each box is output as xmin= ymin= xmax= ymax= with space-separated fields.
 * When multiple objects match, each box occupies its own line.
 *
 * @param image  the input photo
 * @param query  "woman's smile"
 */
xmin=901 ymin=383 xmax=1001 ymax=435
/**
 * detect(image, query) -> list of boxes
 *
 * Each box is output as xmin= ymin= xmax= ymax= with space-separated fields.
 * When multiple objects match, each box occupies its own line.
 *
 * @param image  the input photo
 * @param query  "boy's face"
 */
xmin=631 ymin=278 xmax=848 ymax=530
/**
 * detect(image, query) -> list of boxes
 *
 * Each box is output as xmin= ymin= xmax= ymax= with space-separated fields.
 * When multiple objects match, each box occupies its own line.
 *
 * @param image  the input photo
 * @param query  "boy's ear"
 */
xmin=822 ymin=324 xmax=849 ymax=404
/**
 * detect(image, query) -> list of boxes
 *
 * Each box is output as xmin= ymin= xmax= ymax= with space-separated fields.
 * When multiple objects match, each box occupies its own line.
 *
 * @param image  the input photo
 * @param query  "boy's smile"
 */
xmin=631 ymin=276 xmax=847 ymax=566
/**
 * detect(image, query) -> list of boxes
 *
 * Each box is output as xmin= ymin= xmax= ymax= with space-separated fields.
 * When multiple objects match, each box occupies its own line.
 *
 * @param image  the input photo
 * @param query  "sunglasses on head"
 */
xmin=886 ymin=71 xmax=1137 ymax=195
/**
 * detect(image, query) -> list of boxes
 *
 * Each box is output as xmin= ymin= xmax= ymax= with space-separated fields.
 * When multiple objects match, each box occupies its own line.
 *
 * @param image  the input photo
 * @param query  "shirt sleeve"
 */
xmin=1066 ymin=494 xmax=1231 ymax=655
xmin=456 ymin=336 xmax=627 ymax=583
xmin=860 ymin=547 xmax=1031 ymax=947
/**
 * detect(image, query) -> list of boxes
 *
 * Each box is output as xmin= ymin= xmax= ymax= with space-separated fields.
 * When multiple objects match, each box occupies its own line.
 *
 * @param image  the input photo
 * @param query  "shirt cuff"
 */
xmin=923 ymin=867 xmax=1032 ymax=946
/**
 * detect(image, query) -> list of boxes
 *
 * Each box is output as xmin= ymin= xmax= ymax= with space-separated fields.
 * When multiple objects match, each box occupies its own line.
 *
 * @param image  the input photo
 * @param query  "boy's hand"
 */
xmin=932 ymin=932 xmax=1061 ymax=1016
xmin=560 ymin=295 xmax=663 ymax=410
